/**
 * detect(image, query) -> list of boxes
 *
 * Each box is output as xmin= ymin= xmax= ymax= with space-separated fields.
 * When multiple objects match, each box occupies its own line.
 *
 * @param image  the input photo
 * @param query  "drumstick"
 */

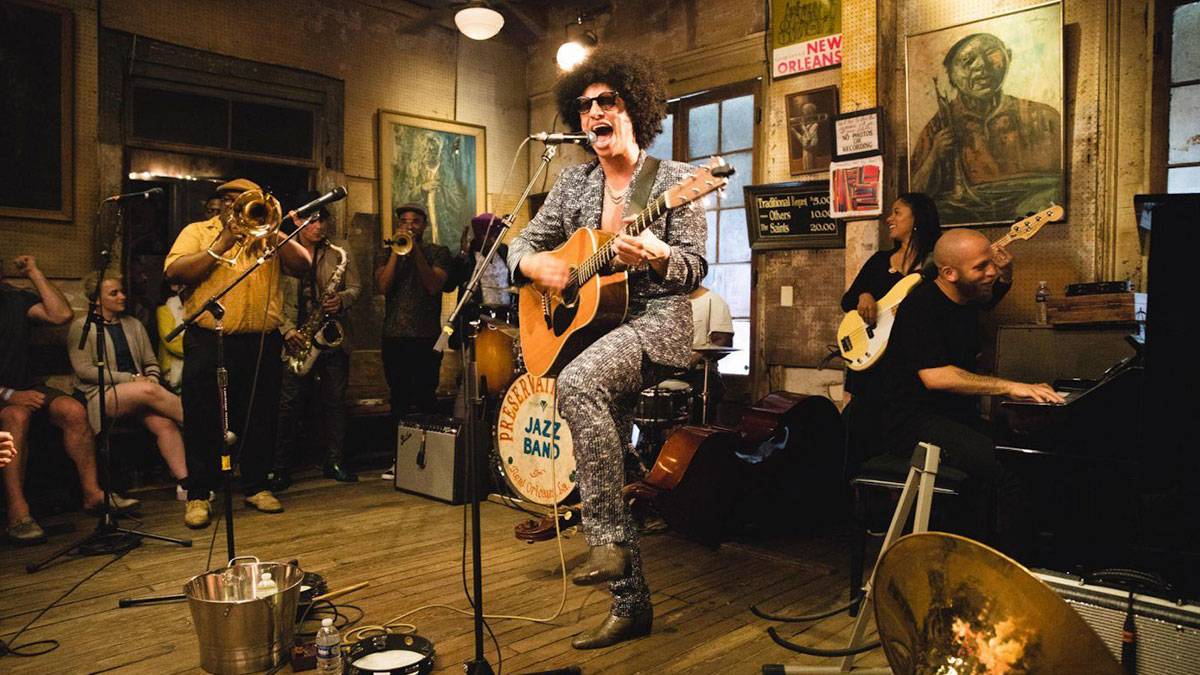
xmin=313 ymin=581 xmax=369 ymax=602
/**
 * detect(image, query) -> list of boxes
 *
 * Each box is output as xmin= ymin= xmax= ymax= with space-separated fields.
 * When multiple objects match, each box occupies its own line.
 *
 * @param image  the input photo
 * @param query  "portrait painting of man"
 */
xmin=378 ymin=111 xmax=486 ymax=249
xmin=905 ymin=3 xmax=1063 ymax=226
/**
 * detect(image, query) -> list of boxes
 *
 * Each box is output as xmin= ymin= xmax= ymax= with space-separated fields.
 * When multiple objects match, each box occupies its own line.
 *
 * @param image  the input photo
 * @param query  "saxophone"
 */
xmin=283 ymin=243 xmax=348 ymax=376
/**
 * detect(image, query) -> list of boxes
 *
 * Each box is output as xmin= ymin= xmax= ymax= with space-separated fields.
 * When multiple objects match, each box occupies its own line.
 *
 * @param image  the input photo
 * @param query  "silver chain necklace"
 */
xmin=604 ymin=182 xmax=630 ymax=204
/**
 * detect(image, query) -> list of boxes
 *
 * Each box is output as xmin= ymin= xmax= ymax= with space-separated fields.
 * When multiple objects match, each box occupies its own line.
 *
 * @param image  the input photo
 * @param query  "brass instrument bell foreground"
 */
xmin=874 ymin=532 xmax=1123 ymax=675
xmin=215 ymin=189 xmax=283 ymax=265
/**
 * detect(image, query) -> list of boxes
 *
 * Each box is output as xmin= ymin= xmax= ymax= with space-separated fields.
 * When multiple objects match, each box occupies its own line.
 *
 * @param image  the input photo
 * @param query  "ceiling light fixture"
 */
xmin=556 ymin=27 xmax=597 ymax=71
xmin=454 ymin=2 xmax=505 ymax=41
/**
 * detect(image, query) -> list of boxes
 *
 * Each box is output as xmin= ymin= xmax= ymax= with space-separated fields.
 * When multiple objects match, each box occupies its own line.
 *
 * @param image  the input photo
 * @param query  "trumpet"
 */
xmin=213 ymin=189 xmax=282 ymax=265
xmin=383 ymin=231 xmax=413 ymax=256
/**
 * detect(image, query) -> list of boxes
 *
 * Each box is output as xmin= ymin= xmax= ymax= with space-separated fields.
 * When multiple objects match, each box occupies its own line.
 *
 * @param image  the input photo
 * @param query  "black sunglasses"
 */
xmin=573 ymin=91 xmax=621 ymax=114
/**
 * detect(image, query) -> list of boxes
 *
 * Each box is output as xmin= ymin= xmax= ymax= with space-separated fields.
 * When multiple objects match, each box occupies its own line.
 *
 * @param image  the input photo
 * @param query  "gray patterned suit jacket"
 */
xmin=508 ymin=155 xmax=708 ymax=369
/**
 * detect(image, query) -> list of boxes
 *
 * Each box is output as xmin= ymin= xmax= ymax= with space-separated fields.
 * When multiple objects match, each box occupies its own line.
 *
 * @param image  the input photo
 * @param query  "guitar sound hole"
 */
xmin=561 ymin=283 xmax=579 ymax=307
xmin=551 ymin=302 xmax=578 ymax=336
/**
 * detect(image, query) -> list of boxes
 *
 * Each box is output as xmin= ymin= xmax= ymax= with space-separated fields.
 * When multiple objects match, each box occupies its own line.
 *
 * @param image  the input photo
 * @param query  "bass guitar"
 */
xmin=518 ymin=158 xmax=733 ymax=378
xmin=837 ymin=204 xmax=1064 ymax=372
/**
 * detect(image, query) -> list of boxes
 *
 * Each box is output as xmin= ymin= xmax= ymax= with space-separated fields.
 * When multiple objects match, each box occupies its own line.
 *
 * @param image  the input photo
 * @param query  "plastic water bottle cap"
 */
xmin=322 ymin=618 xmax=333 ymax=627
xmin=261 ymin=573 xmax=272 ymax=581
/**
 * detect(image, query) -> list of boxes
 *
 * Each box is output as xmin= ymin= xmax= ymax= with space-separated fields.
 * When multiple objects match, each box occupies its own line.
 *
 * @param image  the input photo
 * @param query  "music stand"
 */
xmin=761 ymin=442 xmax=943 ymax=675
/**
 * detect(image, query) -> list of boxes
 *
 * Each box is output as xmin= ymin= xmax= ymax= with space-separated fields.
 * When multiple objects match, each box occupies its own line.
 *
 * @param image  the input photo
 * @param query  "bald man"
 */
xmin=875 ymin=229 xmax=1062 ymax=552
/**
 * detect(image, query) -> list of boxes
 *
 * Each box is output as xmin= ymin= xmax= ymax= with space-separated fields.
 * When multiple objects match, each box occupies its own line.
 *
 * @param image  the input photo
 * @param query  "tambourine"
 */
xmin=345 ymin=632 xmax=435 ymax=675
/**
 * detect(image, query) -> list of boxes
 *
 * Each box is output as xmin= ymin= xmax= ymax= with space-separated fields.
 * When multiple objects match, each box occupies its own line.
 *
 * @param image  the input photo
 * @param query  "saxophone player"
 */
xmin=272 ymin=198 xmax=361 ymax=490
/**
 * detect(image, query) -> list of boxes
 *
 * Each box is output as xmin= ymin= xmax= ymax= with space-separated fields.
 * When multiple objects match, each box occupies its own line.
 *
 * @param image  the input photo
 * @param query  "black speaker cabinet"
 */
xmin=395 ymin=415 xmax=463 ymax=504
xmin=1035 ymin=569 xmax=1200 ymax=674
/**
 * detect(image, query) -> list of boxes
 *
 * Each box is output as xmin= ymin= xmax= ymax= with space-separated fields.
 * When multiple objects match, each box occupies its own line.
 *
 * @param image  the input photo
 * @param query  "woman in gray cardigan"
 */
xmin=69 ymin=277 xmax=188 ymax=491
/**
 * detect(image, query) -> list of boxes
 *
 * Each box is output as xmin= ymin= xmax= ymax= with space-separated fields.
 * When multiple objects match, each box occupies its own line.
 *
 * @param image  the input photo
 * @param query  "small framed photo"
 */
xmin=829 ymin=156 xmax=884 ymax=219
xmin=833 ymin=108 xmax=881 ymax=160
xmin=785 ymin=86 xmax=838 ymax=175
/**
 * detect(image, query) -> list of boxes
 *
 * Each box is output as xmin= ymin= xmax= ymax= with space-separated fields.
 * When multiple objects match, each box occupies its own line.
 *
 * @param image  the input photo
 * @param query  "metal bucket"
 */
xmin=183 ymin=556 xmax=304 ymax=674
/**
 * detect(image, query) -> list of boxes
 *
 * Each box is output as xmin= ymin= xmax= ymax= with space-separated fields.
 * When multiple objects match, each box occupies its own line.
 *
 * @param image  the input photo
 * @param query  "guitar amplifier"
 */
xmin=1034 ymin=569 xmax=1200 ymax=674
xmin=395 ymin=415 xmax=463 ymax=504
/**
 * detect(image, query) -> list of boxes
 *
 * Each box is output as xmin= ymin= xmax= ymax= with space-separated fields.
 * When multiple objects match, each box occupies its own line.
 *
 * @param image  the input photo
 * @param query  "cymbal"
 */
xmin=874 ymin=532 xmax=1122 ymax=675
xmin=692 ymin=345 xmax=739 ymax=354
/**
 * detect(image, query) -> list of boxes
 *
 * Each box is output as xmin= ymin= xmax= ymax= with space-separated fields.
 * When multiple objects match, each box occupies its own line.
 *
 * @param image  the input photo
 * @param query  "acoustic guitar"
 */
xmin=836 ymin=204 xmax=1065 ymax=372
xmin=518 ymin=158 xmax=733 ymax=378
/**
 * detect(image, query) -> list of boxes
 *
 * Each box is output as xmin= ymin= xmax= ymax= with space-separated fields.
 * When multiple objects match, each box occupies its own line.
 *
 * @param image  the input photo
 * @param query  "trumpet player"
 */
xmin=271 ymin=199 xmax=360 ymax=490
xmin=374 ymin=204 xmax=452 ymax=433
xmin=164 ymin=179 xmax=311 ymax=529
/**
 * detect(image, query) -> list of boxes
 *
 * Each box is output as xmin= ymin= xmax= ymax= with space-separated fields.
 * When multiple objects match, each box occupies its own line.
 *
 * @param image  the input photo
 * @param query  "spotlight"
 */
xmin=454 ymin=2 xmax=504 ymax=41
xmin=556 ymin=30 xmax=597 ymax=71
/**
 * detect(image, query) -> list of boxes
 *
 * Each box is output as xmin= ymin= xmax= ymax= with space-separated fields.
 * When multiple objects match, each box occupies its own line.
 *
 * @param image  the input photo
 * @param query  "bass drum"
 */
xmin=475 ymin=322 xmax=517 ymax=395
xmin=494 ymin=373 xmax=577 ymax=505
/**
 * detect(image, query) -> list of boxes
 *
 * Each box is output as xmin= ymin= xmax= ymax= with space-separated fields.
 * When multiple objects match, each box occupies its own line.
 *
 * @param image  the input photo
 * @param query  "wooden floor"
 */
xmin=0 ymin=473 xmax=889 ymax=674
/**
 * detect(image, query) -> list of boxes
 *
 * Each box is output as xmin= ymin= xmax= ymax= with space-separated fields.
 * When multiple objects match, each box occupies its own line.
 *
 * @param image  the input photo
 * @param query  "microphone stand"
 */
xmin=28 ymin=209 xmax=192 ymax=574
xmin=115 ymin=212 xmax=320 ymax=607
xmin=434 ymin=143 xmax=559 ymax=675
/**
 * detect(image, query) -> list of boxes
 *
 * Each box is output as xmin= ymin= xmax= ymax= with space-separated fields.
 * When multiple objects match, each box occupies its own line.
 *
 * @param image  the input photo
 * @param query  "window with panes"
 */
xmin=646 ymin=81 xmax=757 ymax=375
xmin=1167 ymin=1 xmax=1200 ymax=192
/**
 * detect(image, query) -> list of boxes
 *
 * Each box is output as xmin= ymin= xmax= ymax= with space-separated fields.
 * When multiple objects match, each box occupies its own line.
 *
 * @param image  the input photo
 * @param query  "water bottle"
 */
xmin=1035 ymin=281 xmax=1050 ymax=325
xmin=315 ymin=617 xmax=342 ymax=674
xmin=256 ymin=571 xmax=277 ymax=598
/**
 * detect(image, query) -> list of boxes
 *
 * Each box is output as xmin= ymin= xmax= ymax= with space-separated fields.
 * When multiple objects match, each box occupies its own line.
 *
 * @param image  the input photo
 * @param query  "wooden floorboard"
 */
xmin=0 ymin=475 xmax=889 ymax=674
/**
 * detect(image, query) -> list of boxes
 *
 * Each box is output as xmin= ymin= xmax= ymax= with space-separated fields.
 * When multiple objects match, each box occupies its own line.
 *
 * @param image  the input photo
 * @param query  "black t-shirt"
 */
xmin=105 ymin=323 xmax=138 ymax=374
xmin=879 ymin=280 xmax=1004 ymax=428
xmin=840 ymin=249 xmax=913 ymax=313
xmin=841 ymin=249 xmax=921 ymax=398
xmin=0 ymin=284 xmax=41 ymax=389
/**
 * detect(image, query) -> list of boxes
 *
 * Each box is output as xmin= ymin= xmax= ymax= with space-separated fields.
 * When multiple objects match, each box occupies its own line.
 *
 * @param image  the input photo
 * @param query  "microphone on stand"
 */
xmin=529 ymin=131 xmax=597 ymax=145
xmin=285 ymin=186 xmax=348 ymax=221
xmin=104 ymin=187 xmax=164 ymax=202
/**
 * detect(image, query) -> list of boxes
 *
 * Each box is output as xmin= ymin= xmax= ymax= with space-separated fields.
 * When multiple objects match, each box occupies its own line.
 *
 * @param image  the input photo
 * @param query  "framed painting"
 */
xmin=0 ymin=0 xmax=74 ymax=221
xmin=829 ymin=155 xmax=883 ymax=219
xmin=378 ymin=111 xmax=486 ymax=249
xmin=785 ymin=86 xmax=838 ymax=175
xmin=905 ymin=1 xmax=1064 ymax=227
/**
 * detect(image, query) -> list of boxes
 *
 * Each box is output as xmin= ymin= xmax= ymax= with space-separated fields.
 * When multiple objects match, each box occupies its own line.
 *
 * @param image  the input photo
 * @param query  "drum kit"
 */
xmin=470 ymin=298 xmax=739 ymax=512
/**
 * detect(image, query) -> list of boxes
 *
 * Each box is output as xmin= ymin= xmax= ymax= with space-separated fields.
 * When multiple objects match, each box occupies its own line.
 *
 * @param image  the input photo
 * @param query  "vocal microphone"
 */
xmin=529 ymin=131 xmax=596 ymax=145
xmin=286 ymin=186 xmax=348 ymax=220
xmin=104 ymin=187 xmax=163 ymax=202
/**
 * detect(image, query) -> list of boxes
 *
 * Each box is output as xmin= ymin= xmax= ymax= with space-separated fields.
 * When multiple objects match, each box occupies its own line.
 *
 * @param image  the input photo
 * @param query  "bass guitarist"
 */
xmin=507 ymin=48 xmax=707 ymax=649
xmin=840 ymin=193 xmax=942 ymax=406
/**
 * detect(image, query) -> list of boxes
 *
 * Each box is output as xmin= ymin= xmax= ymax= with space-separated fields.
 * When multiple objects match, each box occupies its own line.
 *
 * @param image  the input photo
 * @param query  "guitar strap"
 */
xmin=626 ymin=155 xmax=661 ymax=216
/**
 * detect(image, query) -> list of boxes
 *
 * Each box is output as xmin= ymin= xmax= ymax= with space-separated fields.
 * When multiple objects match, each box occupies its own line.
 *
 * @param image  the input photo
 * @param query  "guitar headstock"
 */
xmin=664 ymin=156 xmax=735 ymax=209
xmin=1007 ymin=204 xmax=1064 ymax=241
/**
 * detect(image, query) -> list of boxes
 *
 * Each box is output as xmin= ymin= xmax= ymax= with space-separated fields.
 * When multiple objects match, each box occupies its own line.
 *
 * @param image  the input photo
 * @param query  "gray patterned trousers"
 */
xmin=556 ymin=322 xmax=671 ymax=617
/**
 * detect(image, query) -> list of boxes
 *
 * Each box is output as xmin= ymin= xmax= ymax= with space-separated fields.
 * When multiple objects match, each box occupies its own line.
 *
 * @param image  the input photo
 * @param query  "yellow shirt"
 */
xmin=164 ymin=217 xmax=284 ymax=333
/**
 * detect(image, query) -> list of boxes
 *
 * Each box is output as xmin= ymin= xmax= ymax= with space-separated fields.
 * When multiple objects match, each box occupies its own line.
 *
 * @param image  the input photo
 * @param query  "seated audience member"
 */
xmin=70 ymin=275 xmax=189 ymax=501
xmin=876 ymin=229 xmax=1062 ymax=553
xmin=1 ymin=255 xmax=138 ymax=545
xmin=156 ymin=281 xmax=186 ymax=392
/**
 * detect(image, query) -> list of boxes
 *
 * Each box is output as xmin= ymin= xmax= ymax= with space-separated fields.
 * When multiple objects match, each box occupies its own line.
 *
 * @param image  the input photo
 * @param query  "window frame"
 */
xmin=1152 ymin=0 xmax=1200 ymax=191
xmin=662 ymin=79 xmax=761 ymax=376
